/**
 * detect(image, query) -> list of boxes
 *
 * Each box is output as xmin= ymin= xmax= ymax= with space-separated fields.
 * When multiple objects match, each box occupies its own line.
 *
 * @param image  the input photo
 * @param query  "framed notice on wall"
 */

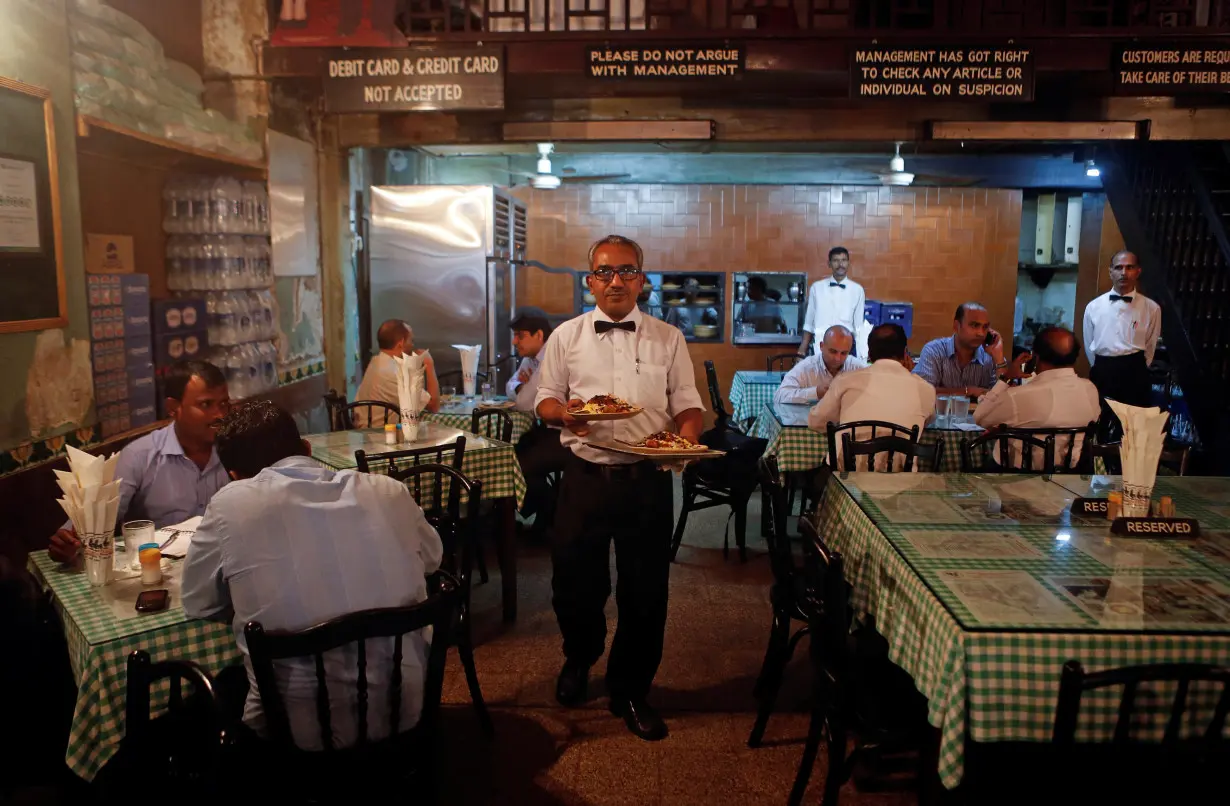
xmin=0 ymin=76 xmax=66 ymax=333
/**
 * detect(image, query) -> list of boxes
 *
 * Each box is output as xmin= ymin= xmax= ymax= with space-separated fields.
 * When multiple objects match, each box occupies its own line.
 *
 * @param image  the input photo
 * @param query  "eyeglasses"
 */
xmin=590 ymin=265 xmax=643 ymax=283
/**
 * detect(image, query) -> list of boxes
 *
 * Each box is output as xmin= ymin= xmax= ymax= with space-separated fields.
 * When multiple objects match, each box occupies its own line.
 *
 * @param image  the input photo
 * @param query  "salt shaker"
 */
xmin=384 ymin=423 xmax=397 ymax=445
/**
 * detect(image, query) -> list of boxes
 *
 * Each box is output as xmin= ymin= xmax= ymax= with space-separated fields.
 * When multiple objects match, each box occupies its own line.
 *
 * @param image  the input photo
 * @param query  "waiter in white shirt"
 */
xmin=507 ymin=307 xmax=568 ymax=539
xmin=975 ymin=326 xmax=1101 ymax=466
xmin=799 ymin=246 xmax=866 ymax=358
xmin=536 ymin=235 xmax=704 ymax=743
xmin=1082 ymin=250 xmax=1161 ymax=440
xmin=808 ymin=323 xmax=935 ymax=469
xmin=774 ymin=325 xmax=867 ymax=406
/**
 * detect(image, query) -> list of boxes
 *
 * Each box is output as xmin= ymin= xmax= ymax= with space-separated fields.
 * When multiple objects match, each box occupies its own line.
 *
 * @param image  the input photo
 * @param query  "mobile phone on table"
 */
xmin=135 ymin=589 xmax=170 ymax=614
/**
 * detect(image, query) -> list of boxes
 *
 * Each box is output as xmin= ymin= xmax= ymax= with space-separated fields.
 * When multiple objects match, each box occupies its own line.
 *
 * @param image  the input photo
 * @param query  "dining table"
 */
xmin=816 ymin=471 xmax=1230 ymax=790
xmin=729 ymin=370 xmax=786 ymax=425
xmin=27 ymin=551 xmax=240 ymax=782
xmin=305 ymin=422 xmax=527 ymax=623
xmin=425 ymin=394 xmax=535 ymax=443
xmin=753 ymin=400 xmax=979 ymax=473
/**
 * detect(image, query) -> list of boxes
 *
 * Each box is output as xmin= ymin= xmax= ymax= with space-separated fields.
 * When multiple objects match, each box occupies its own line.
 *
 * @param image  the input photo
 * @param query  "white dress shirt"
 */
xmin=183 ymin=456 xmax=444 ymax=751
xmin=974 ymin=368 xmax=1101 ymax=467
xmin=802 ymin=275 xmax=866 ymax=353
xmin=1082 ymin=289 xmax=1161 ymax=366
xmin=506 ymin=355 xmax=541 ymax=413
xmin=534 ymin=307 xmax=705 ymax=465
xmin=808 ymin=359 xmax=936 ymax=468
xmin=774 ymin=354 xmax=869 ymax=405
xmin=354 ymin=352 xmax=400 ymax=428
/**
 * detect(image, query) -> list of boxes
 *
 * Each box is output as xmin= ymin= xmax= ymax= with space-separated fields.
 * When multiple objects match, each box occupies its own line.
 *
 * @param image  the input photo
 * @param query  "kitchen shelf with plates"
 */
xmin=731 ymin=271 xmax=806 ymax=346
xmin=577 ymin=271 xmax=725 ymax=343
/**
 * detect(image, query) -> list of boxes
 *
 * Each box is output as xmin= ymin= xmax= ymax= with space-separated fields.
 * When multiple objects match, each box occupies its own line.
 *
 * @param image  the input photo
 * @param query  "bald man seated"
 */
xmin=975 ymin=326 xmax=1101 ymax=464
xmin=774 ymin=325 xmax=867 ymax=406
xmin=353 ymin=319 xmax=441 ymax=427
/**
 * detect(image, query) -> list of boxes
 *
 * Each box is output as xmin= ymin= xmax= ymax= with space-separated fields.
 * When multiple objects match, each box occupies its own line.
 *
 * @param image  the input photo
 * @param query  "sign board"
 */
xmin=323 ymin=48 xmax=504 ymax=112
xmin=586 ymin=44 xmax=744 ymax=79
xmin=1072 ymin=497 xmax=1109 ymax=517
xmin=1112 ymin=517 xmax=1201 ymax=538
xmin=851 ymin=45 xmax=1034 ymax=101
xmin=1113 ymin=42 xmax=1230 ymax=94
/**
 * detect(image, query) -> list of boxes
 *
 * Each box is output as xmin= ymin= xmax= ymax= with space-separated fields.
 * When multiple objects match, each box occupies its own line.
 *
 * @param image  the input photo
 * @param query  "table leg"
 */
xmin=497 ymin=497 xmax=518 ymax=623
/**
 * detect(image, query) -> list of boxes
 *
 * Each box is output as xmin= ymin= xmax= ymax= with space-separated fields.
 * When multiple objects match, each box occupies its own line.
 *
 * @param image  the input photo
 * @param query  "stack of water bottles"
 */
xmin=162 ymin=174 xmax=278 ymax=400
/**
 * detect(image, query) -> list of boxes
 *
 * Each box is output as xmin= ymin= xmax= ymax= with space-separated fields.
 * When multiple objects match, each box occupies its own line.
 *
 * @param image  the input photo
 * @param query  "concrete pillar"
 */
xmin=201 ymin=0 xmax=269 ymax=134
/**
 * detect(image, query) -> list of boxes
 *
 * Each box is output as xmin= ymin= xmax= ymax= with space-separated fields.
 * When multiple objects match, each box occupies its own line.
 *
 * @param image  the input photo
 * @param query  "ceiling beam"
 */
xmin=503 ymin=120 xmax=714 ymax=141
xmin=929 ymin=121 xmax=1143 ymax=140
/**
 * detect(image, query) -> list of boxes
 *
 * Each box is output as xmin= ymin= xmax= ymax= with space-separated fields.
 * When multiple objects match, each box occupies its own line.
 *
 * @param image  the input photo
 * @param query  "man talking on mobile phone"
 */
xmin=912 ymin=301 xmax=1002 ymax=399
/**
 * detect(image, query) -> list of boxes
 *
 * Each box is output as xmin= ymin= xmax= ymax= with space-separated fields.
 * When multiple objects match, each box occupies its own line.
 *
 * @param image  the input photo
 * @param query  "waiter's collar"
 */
xmin=592 ymin=305 xmax=643 ymax=328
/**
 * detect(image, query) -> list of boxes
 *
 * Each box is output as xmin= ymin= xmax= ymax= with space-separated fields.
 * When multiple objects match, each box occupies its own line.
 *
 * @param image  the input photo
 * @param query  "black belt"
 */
xmin=568 ymin=454 xmax=657 ymax=481
xmin=1094 ymin=352 xmax=1146 ymax=364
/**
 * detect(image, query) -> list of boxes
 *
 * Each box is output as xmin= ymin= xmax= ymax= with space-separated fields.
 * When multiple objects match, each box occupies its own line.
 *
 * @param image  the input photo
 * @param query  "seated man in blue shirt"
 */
xmin=182 ymin=400 xmax=443 ymax=749
xmin=911 ymin=301 xmax=1006 ymax=399
xmin=47 ymin=360 xmax=231 ymax=563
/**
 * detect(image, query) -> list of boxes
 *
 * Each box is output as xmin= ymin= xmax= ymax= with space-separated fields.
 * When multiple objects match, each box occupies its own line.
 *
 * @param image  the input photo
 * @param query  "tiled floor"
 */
xmin=437 ymin=486 xmax=921 ymax=806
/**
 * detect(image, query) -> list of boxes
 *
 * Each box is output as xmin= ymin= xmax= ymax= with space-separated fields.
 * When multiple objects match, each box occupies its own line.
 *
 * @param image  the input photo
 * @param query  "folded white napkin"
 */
xmin=1107 ymin=400 xmax=1169 ymax=490
xmin=453 ymin=344 xmax=482 ymax=396
xmin=392 ymin=351 xmax=431 ymax=416
xmin=58 ymin=447 xmax=123 ymax=537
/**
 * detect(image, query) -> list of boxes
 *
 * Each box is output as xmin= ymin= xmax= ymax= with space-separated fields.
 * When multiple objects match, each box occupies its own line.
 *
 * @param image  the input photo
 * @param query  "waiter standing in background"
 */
xmin=536 ymin=235 xmax=704 ymax=742
xmin=799 ymin=246 xmax=866 ymax=357
xmin=1082 ymin=250 xmax=1161 ymax=441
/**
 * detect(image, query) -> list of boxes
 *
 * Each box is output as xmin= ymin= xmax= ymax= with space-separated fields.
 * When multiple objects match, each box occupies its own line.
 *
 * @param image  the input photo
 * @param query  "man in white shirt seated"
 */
xmin=809 ymin=323 xmax=936 ymax=469
xmin=353 ymin=319 xmax=441 ymax=427
xmin=774 ymin=325 xmax=867 ymax=406
xmin=507 ymin=307 xmax=569 ymax=539
xmin=975 ymin=326 xmax=1101 ymax=466
xmin=182 ymin=400 xmax=443 ymax=750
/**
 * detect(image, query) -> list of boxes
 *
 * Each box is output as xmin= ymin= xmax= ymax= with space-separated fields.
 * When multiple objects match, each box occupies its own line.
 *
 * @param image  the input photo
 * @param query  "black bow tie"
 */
xmin=595 ymin=320 xmax=636 ymax=334
xmin=830 ymin=282 xmax=846 ymax=289
xmin=1110 ymin=294 xmax=1133 ymax=303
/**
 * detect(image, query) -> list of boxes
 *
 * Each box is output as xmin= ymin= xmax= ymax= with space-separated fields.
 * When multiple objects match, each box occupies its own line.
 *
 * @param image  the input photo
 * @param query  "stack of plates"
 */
xmin=693 ymin=324 xmax=718 ymax=338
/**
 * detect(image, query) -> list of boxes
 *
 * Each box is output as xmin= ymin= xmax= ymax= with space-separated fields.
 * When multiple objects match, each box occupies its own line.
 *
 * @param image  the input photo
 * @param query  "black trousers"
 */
xmin=1090 ymin=351 xmax=1152 ymax=442
xmin=516 ymin=425 xmax=571 ymax=525
xmin=551 ymin=455 xmax=674 ymax=701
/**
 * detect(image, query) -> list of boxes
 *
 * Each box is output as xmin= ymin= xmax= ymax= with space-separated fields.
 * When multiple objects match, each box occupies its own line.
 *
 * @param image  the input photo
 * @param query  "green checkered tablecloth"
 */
xmin=753 ymin=402 xmax=966 ymax=472
xmin=427 ymin=396 xmax=535 ymax=443
xmin=27 ymin=552 xmax=241 ymax=781
xmin=817 ymin=473 xmax=1230 ymax=789
xmin=306 ymin=424 xmax=526 ymax=506
xmin=729 ymin=371 xmax=786 ymax=424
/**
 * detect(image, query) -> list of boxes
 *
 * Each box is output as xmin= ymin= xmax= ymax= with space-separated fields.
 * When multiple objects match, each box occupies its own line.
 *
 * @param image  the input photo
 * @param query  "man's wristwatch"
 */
xmin=993 ymin=360 xmax=1009 ymax=371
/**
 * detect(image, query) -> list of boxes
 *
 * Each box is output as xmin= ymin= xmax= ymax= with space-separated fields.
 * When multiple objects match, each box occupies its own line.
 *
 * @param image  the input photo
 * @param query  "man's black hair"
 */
xmin=868 ymin=323 xmax=909 ymax=362
xmin=214 ymin=400 xmax=303 ymax=479
xmin=163 ymin=360 xmax=226 ymax=401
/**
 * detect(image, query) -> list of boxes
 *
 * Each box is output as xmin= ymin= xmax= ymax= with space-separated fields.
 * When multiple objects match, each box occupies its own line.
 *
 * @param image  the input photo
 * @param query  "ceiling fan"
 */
xmin=859 ymin=142 xmax=981 ymax=188
xmin=508 ymin=143 xmax=631 ymax=189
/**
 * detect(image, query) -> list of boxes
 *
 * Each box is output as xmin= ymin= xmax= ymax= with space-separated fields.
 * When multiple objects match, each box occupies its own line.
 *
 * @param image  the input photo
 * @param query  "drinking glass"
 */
xmin=442 ymin=385 xmax=456 ymax=400
xmin=481 ymin=382 xmax=493 ymax=402
xmin=82 ymin=533 xmax=114 ymax=586
xmin=949 ymin=396 xmax=970 ymax=425
xmin=122 ymin=520 xmax=154 ymax=571
xmin=935 ymin=396 xmax=951 ymax=428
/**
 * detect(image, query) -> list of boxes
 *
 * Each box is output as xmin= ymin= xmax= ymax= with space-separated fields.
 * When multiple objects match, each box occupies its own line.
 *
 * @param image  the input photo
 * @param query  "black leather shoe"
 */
xmin=555 ymin=662 xmax=590 ymax=707
xmin=609 ymin=698 xmax=668 ymax=741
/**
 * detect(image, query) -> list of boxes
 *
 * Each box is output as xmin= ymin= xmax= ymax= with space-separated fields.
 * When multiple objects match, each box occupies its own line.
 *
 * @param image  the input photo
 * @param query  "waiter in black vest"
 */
xmin=535 ymin=235 xmax=704 ymax=741
xmin=1082 ymin=250 xmax=1162 ymax=441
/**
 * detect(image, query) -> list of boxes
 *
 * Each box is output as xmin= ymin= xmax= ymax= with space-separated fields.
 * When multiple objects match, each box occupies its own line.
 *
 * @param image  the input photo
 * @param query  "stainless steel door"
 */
xmin=368 ymin=185 xmax=495 ymax=383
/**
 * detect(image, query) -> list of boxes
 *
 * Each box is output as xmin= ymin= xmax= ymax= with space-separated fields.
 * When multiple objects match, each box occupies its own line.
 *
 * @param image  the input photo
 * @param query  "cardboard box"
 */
xmin=152 ymin=297 xmax=206 ymax=334
xmin=130 ymin=398 xmax=159 ymax=430
xmin=98 ymin=402 xmax=131 ymax=438
xmin=86 ymin=234 xmax=135 ymax=275
xmin=86 ymin=274 xmax=151 ymax=336
xmin=90 ymin=334 xmax=152 ymax=374
xmin=153 ymin=328 xmax=209 ymax=368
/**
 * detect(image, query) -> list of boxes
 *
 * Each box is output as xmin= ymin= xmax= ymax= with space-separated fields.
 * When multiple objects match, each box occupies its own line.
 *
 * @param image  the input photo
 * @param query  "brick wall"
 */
xmin=513 ymin=184 xmax=1022 ymax=418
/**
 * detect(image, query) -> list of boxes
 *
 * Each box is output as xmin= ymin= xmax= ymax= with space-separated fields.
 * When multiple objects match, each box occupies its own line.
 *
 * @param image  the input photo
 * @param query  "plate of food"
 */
xmin=589 ymin=432 xmax=726 ymax=459
xmin=569 ymin=395 xmax=644 ymax=421
xmin=477 ymin=399 xmax=516 ymax=409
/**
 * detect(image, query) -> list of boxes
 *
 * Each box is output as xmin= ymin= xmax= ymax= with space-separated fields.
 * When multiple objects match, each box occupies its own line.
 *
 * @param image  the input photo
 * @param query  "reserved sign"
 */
xmin=1072 ymin=498 xmax=1108 ymax=517
xmin=851 ymin=45 xmax=1034 ymax=101
xmin=586 ymin=45 xmax=744 ymax=79
xmin=323 ymin=48 xmax=504 ymax=112
xmin=1113 ymin=42 xmax=1230 ymax=94
xmin=1111 ymin=517 xmax=1201 ymax=538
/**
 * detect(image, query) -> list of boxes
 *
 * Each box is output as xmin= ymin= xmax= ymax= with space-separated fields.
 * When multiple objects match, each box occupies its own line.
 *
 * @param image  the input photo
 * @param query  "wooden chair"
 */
xmin=747 ymin=456 xmax=824 ymax=748
xmin=123 ymin=651 xmax=225 ymax=793
xmin=788 ymin=516 xmax=927 ymax=806
xmin=841 ymin=434 xmax=944 ymax=473
xmin=825 ymin=421 xmax=919 ymax=471
xmin=704 ymin=358 xmax=747 ymax=433
xmin=1001 ymin=422 xmax=1097 ymax=473
xmin=1047 ymin=660 xmax=1230 ymax=796
xmin=1088 ymin=441 xmax=1191 ymax=476
xmin=324 ymin=389 xmax=401 ymax=431
xmin=767 ymin=353 xmax=803 ymax=372
xmin=394 ymin=464 xmax=492 ymax=737
xmin=471 ymin=407 xmax=514 ymax=443
xmin=242 ymin=572 xmax=463 ymax=801
xmin=671 ymin=364 xmax=767 ymax=562
xmin=960 ymin=427 xmax=1056 ymax=474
